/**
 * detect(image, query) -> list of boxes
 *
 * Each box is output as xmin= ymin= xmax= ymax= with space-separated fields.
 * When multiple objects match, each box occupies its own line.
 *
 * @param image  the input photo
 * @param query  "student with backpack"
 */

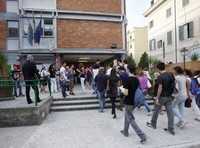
xmin=191 ymin=70 xmax=200 ymax=108
xmin=184 ymin=69 xmax=200 ymax=122
xmin=120 ymin=64 xmax=147 ymax=144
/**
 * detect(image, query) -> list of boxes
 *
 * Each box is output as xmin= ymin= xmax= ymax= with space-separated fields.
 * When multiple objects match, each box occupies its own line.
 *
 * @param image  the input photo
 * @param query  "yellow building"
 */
xmin=127 ymin=27 xmax=148 ymax=64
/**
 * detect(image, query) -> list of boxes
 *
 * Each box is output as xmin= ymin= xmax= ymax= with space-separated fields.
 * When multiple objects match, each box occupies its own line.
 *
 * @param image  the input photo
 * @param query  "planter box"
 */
xmin=0 ymin=77 xmax=14 ymax=101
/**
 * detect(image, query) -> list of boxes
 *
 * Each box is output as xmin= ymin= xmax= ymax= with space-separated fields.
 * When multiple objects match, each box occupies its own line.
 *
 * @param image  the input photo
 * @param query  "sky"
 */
xmin=126 ymin=0 xmax=149 ymax=30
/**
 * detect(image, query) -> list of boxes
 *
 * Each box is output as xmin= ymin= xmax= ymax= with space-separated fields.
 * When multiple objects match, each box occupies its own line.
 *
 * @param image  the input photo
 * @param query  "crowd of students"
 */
xmin=10 ymin=55 xmax=200 ymax=144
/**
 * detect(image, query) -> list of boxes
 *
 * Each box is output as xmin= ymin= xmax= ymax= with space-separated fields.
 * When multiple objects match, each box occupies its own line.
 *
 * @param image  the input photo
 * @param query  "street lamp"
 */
xmin=180 ymin=47 xmax=189 ymax=70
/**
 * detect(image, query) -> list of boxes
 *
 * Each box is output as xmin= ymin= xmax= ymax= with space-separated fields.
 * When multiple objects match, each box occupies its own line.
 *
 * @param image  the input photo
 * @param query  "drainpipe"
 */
xmin=174 ymin=0 xmax=178 ymax=63
xmin=121 ymin=0 xmax=127 ymax=60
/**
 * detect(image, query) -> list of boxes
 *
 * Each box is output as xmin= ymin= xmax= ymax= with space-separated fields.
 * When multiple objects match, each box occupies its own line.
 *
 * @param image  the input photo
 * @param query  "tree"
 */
xmin=138 ymin=52 xmax=149 ymax=68
xmin=0 ymin=51 xmax=8 ymax=77
xmin=125 ymin=53 xmax=136 ymax=66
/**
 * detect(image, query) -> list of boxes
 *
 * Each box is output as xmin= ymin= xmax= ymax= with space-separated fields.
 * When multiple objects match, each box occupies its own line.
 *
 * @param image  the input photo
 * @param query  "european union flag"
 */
xmin=34 ymin=19 xmax=41 ymax=44
xmin=27 ymin=24 xmax=33 ymax=46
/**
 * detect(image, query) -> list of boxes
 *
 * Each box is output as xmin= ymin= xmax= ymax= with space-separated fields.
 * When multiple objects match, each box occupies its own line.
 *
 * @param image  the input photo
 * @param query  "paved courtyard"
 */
xmin=1 ymin=105 xmax=200 ymax=148
xmin=0 ymin=84 xmax=200 ymax=148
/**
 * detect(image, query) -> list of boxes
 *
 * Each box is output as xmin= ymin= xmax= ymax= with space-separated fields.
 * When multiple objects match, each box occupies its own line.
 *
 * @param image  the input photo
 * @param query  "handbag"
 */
xmin=185 ymin=97 xmax=192 ymax=108
xmin=147 ymin=80 xmax=152 ymax=88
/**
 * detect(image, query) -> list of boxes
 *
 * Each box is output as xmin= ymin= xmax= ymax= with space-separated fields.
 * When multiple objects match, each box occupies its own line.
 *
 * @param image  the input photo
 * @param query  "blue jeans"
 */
xmin=173 ymin=95 xmax=187 ymax=122
xmin=14 ymin=80 xmax=23 ymax=96
xmin=61 ymin=80 xmax=68 ymax=97
xmin=97 ymin=90 xmax=105 ymax=112
xmin=92 ymin=80 xmax=97 ymax=93
xmin=138 ymin=91 xmax=151 ymax=112
xmin=195 ymin=95 xmax=200 ymax=108
xmin=124 ymin=105 xmax=146 ymax=140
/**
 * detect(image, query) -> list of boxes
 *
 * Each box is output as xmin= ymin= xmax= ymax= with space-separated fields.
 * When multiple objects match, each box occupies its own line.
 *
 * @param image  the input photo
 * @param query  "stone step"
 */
xmin=52 ymin=95 xmax=97 ymax=101
xmin=50 ymin=104 xmax=114 ymax=112
xmin=50 ymin=100 xmax=155 ymax=112
xmin=51 ymin=99 xmax=119 ymax=106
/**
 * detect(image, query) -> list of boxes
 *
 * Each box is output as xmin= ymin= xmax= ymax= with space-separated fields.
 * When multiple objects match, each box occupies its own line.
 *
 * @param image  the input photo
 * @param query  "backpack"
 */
xmin=86 ymin=68 xmax=92 ymax=78
xmin=190 ymin=77 xmax=200 ymax=96
xmin=134 ymin=86 xmax=145 ymax=108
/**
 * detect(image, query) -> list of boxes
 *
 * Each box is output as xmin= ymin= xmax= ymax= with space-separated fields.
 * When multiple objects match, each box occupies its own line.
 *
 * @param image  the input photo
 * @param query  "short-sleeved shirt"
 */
xmin=95 ymin=73 xmax=107 ymax=92
xmin=157 ymin=72 xmax=175 ymax=97
xmin=123 ymin=76 xmax=139 ymax=105
xmin=11 ymin=70 xmax=21 ymax=80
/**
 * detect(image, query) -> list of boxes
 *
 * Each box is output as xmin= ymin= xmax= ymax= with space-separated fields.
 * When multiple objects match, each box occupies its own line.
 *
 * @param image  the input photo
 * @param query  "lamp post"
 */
xmin=180 ymin=47 xmax=189 ymax=70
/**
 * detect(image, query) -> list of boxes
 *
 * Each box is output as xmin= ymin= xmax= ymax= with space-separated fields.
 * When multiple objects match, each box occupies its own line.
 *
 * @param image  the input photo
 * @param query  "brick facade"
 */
xmin=0 ymin=0 xmax=6 ymax=12
xmin=57 ymin=20 xmax=122 ymax=49
xmin=57 ymin=0 xmax=121 ymax=14
xmin=0 ymin=21 xmax=7 ymax=50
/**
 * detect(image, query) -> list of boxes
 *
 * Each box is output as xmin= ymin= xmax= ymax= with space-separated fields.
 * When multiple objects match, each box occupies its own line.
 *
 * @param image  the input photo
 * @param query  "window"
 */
xmin=44 ymin=19 xmax=53 ymax=36
xmin=166 ymin=8 xmax=171 ymax=18
xmin=149 ymin=20 xmax=154 ymax=29
xmin=23 ymin=18 xmax=53 ymax=37
xmin=167 ymin=31 xmax=172 ymax=45
xmin=149 ymin=39 xmax=156 ymax=51
xmin=8 ymin=21 xmax=18 ymax=38
xmin=157 ymin=40 xmax=162 ymax=49
xmin=179 ymin=21 xmax=193 ymax=41
xmin=182 ymin=0 xmax=189 ymax=7
xmin=130 ymin=44 xmax=132 ymax=49
xmin=130 ymin=35 xmax=132 ymax=40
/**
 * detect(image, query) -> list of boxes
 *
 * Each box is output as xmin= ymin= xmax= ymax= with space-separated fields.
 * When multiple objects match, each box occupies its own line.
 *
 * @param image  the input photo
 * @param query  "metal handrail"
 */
xmin=0 ymin=78 xmax=51 ymax=106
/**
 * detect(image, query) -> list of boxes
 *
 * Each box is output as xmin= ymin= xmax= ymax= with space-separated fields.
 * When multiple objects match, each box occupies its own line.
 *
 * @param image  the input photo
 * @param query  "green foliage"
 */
xmin=125 ymin=53 xmax=136 ymax=66
xmin=138 ymin=52 xmax=149 ymax=68
xmin=0 ymin=51 xmax=8 ymax=76
xmin=189 ymin=53 xmax=200 ymax=61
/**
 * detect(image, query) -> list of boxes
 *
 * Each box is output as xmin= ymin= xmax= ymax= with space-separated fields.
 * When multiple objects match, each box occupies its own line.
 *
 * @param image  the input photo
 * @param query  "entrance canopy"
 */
xmin=19 ymin=48 xmax=127 ymax=64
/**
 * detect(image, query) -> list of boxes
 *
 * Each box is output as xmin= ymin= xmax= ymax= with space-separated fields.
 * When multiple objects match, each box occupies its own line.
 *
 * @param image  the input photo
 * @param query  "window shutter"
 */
xmin=179 ymin=25 xmax=184 ymax=41
xmin=188 ymin=21 xmax=194 ymax=38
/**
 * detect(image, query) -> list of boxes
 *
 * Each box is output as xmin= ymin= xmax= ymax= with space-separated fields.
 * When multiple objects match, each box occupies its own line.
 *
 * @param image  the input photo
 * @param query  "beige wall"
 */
xmin=127 ymin=27 xmax=148 ymax=64
xmin=144 ymin=0 xmax=200 ymax=64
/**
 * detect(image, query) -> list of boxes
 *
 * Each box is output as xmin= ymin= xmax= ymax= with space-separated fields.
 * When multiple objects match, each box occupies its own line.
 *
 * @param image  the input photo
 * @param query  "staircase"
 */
xmin=50 ymin=93 xmax=154 ymax=112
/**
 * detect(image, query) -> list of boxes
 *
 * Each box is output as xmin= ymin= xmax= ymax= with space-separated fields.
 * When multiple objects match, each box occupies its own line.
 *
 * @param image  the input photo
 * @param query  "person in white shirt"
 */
xmin=106 ymin=62 xmax=113 ymax=76
xmin=60 ymin=62 xmax=69 ymax=97
xmin=40 ymin=67 xmax=50 ymax=93
xmin=92 ymin=59 xmax=101 ymax=94
xmin=172 ymin=66 xmax=189 ymax=129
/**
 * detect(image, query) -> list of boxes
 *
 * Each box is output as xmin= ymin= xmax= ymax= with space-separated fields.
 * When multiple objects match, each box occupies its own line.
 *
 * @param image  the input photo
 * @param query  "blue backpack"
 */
xmin=134 ymin=86 xmax=145 ymax=108
xmin=190 ymin=77 xmax=200 ymax=96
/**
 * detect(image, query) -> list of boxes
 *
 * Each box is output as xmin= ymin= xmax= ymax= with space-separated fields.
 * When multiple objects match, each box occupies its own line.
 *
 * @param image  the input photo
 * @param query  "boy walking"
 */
xmin=120 ymin=64 xmax=147 ymax=144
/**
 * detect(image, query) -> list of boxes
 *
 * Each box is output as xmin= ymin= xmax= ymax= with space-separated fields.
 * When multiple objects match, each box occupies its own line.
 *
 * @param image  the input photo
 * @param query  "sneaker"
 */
xmin=194 ymin=117 xmax=200 ymax=122
xmin=28 ymin=100 xmax=33 ymax=104
xmin=146 ymin=122 xmax=156 ymax=129
xmin=175 ymin=121 xmax=181 ymax=127
xmin=137 ymin=107 xmax=140 ymax=111
xmin=147 ymin=111 xmax=152 ymax=116
xmin=140 ymin=137 xmax=147 ymax=144
xmin=120 ymin=130 xmax=129 ymax=137
xmin=179 ymin=121 xmax=188 ymax=129
xmin=164 ymin=128 xmax=175 ymax=135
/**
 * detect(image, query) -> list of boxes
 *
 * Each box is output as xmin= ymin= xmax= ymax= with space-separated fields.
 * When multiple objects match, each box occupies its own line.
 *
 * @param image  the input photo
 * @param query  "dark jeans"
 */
xmin=151 ymin=97 xmax=174 ymax=131
xmin=110 ymin=97 xmax=116 ymax=115
xmin=61 ymin=80 xmax=68 ymax=97
xmin=25 ymin=80 xmax=40 ymax=103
